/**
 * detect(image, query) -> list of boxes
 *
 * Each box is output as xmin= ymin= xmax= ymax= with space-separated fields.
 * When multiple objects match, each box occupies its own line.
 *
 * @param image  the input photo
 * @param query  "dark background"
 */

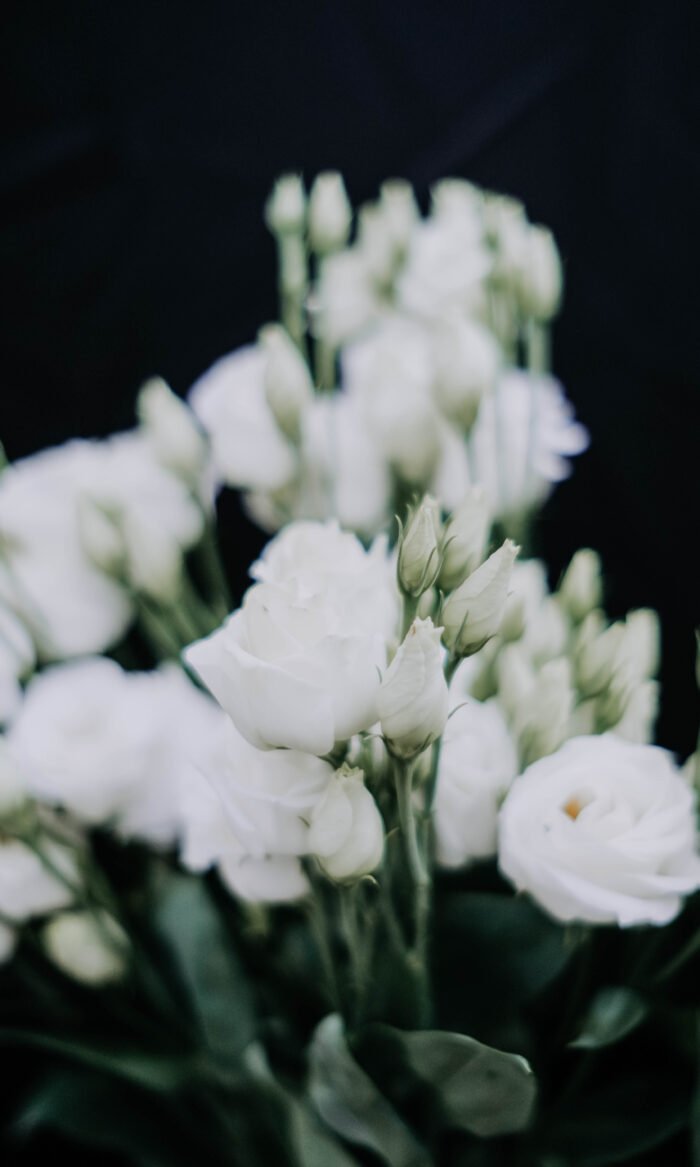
xmin=1 ymin=5 xmax=699 ymax=1162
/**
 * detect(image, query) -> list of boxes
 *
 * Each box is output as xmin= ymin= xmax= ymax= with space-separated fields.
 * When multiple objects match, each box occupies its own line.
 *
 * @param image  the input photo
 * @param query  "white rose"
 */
xmin=0 ymin=839 xmax=76 ymax=922
xmin=379 ymin=619 xmax=448 ymax=759
xmin=467 ymin=370 xmax=589 ymax=520
xmin=435 ymin=698 xmax=518 ymax=867
xmin=43 ymin=909 xmax=128 ymax=985
xmin=309 ymin=766 xmax=384 ymax=880
xmin=188 ymin=345 xmax=297 ymax=492
xmin=498 ymin=735 xmax=700 ymax=926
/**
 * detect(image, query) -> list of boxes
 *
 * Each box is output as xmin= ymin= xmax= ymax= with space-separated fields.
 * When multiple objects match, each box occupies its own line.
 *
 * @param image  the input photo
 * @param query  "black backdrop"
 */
xmin=2 ymin=4 xmax=699 ymax=743
xmin=1 ymin=4 xmax=700 ymax=1163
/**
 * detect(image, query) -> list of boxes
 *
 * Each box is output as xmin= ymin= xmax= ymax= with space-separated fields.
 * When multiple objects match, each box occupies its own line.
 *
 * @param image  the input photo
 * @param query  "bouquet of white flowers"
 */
xmin=0 ymin=173 xmax=698 ymax=1167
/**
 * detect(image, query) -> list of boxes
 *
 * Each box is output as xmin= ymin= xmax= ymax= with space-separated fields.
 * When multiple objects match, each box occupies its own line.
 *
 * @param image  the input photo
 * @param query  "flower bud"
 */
xmin=379 ymin=618 xmax=449 ymax=759
xmin=518 ymin=225 xmax=562 ymax=320
xmin=137 ymin=378 xmax=207 ymax=481
xmin=441 ymin=539 xmax=519 ymax=657
xmin=496 ymin=643 xmax=535 ymax=722
xmin=433 ymin=316 xmax=500 ymax=431
xmin=558 ymin=549 xmax=602 ymax=622
xmin=516 ymin=657 xmax=574 ymax=766
xmin=379 ymin=179 xmax=419 ymax=250
xmin=43 ymin=909 xmax=129 ymax=985
xmin=357 ymin=204 xmax=396 ymax=285
xmin=308 ymin=172 xmax=352 ymax=254
xmin=264 ymin=173 xmax=306 ymax=235
xmin=122 ymin=513 xmax=182 ymax=602
xmin=309 ymin=765 xmax=384 ymax=881
xmin=620 ymin=608 xmax=660 ymax=682
xmin=259 ymin=324 xmax=314 ymax=441
xmin=397 ymin=496 xmax=442 ymax=597
xmin=438 ymin=488 xmax=490 ymax=592
xmin=77 ymin=497 xmax=125 ymax=576
xmin=575 ymin=617 xmax=626 ymax=697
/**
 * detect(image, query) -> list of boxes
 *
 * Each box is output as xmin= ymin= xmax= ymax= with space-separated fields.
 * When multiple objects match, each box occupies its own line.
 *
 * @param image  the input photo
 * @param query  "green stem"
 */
xmin=393 ymin=759 xmax=432 ymax=1024
xmin=400 ymin=593 xmax=420 ymax=640
xmin=196 ymin=518 xmax=232 ymax=618
xmin=653 ymin=927 xmax=700 ymax=984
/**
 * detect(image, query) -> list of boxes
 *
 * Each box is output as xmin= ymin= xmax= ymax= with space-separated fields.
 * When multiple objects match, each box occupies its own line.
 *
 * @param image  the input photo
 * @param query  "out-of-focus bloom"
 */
xmin=308 ymin=766 xmax=384 ymax=880
xmin=43 ymin=909 xmax=129 ymax=985
xmin=432 ymin=316 xmax=500 ymax=431
xmin=499 ymin=735 xmax=700 ymax=926
xmin=435 ymin=698 xmax=517 ymax=867
xmin=308 ymin=172 xmax=352 ymax=254
xmin=137 ymin=377 xmax=208 ymax=482
xmin=558 ymin=549 xmax=603 ymax=623
xmin=0 ymin=603 xmax=34 ymax=724
xmin=264 ymin=174 xmax=306 ymax=235
xmin=313 ymin=251 xmax=380 ymax=347
xmin=438 ymin=488 xmax=490 ymax=593
xmin=259 ymin=324 xmax=314 ymax=441
xmin=0 ymin=839 xmax=76 ymax=922
xmin=516 ymin=225 xmax=563 ymax=321
xmin=379 ymin=619 xmax=448 ymax=759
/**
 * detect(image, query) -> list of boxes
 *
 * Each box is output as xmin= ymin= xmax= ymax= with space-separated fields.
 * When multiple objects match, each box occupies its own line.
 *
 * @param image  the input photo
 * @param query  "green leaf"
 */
xmin=382 ymin=1026 xmax=537 ymax=1138
xmin=0 ymin=1028 xmax=197 ymax=1092
xmin=153 ymin=871 xmax=255 ymax=1068
xmin=308 ymin=1014 xmax=428 ymax=1167
xmin=569 ymin=987 xmax=648 ymax=1050
xmin=13 ymin=1068 xmax=215 ymax=1166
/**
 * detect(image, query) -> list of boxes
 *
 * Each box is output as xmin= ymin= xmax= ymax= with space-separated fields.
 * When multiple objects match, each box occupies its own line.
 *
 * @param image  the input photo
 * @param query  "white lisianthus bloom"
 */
xmin=313 ymin=250 xmax=380 ymax=346
xmin=43 ymin=910 xmax=129 ymax=985
xmin=379 ymin=619 xmax=448 ymax=759
xmin=498 ymin=736 xmax=700 ymax=926
xmin=8 ymin=659 xmax=221 ymax=845
xmin=432 ymin=315 xmax=500 ymax=431
xmin=435 ymin=698 xmax=518 ymax=867
xmin=188 ymin=345 xmax=297 ymax=492
xmin=0 ymin=603 xmax=34 ymax=724
xmin=441 ymin=539 xmax=519 ymax=658
xmin=438 ymin=488 xmax=490 ymax=593
xmin=137 ymin=377 xmax=208 ymax=482
xmin=0 ymin=443 xmax=132 ymax=657
xmin=179 ymin=715 xmax=332 ymax=902
xmin=396 ymin=208 xmax=490 ymax=320
xmin=467 ymin=370 xmax=589 ymax=520
xmin=0 ymin=839 xmax=76 ymax=922
xmin=308 ymin=766 xmax=384 ymax=880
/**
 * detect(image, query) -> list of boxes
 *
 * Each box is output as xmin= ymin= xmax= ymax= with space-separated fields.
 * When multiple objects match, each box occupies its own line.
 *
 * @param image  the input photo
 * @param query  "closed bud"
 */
xmin=137 ymin=378 xmax=207 ymax=480
xmin=259 ymin=324 xmax=314 ymax=440
xmin=518 ymin=225 xmax=562 ymax=320
xmin=379 ymin=618 xmax=449 ymax=759
xmin=77 ymin=497 xmax=125 ymax=576
xmin=379 ymin=179 xmax=419 ymax=249
xmin=308 ymin=765 xmax=384 ymax=881
xmin=43 ymin=909 xmax=129 ymax=986
xmin=575 ymin=618 xmax=626 ymax=697
xmin=441 ymin=539 xmax=519 ymax=658
xmin=438 ymin=488 xmax=490 ymax=592
xmin=517 ymin=658 xmax=573 ymax=765
xmin=496 ymin=643 xmax=535 ymax=722
xmin=559 ymin=549 xmax=602 ymax=622
xmin=308 ymin=172 xmax=352 ymax=254
xmin=620 ymin=608 xmax=660 ymax=682
xmin=357 ymin=204 xmax=396 ymax=285
xmin=397 ymin=496 xmax=442 ymax=597
xmin=264 ymin=174 xmax=306 ymax=235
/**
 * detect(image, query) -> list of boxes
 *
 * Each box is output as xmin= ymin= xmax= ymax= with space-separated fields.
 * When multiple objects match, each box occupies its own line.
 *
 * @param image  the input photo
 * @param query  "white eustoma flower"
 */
xmin=0 ymin=603 xmax=34 ymax=724
xmin=432 ymin=315 xmax=500 ymax=431
xmin=188 ymin=345 xmax=297 ymax=492
xmin=43 ymin=910 xmax=128 ymax=985
xmin=435 ymin=698 xmax=518 ymax=867
xmin=8 ymin=659 xmax=221 ymax=846
xmin=313 ymin=250 xmax=380 ymax=346
xmin=499 ymin=735 xmax=700 ymax=926
xmin=308 ymin=766 xmax=384 ymax=880
xmin=396 ymin=204 xmax=490 ymax=320
xmin=467 ymin=370 xmax=589 ymax=520
xmin=137 ymin=377 xmax=208 ymax=482
xmin=379 ymin=619 xmax=448 ymax=759
xmin=441 ymin=540 xmax=518 ymax=657
xmin=0 ymin=839 xmax=76 ymax=922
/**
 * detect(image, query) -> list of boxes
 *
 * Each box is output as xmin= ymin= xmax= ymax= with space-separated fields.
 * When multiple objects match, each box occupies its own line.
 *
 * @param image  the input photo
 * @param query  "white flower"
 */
xmin=558 ymin=549 xmax=602 ymax=623
xmin=432 ymin=316 xmax=500 ymax=431
xmin=441 ymin=540 xmax=518 ymax=657
xmin=219 ymin=854 xmax=309 ymax=903
xmin=43 ymin=909 xmax=128 ymax=985
xmin=467 ymin=370 xmax=589 ymax=520
xmin=378 ymin=179 xmax=419 ymax=250
xmin=259 ymin=324 xmax=314 ymax=441
xmin=8 ymin=659 xmax=219 ymax=845
xmin=0 ymin=603 xmax=34 ymax=724
xmin=397 ymin=496 xmax=442 ymax=597
xmin=498 ymin=735 xmax=700 ymax=926
xmin=137 ymin=377 xmax=207 ymax=482
xmin=308 ymin=766 xmax=384 ymax=880
xmin=188 ymin=345 xmax=297 ymax=492
xmin=516 ymin=225 xmax=562 ymax=321
xmin=397 ymin=206 xmax=490 ymax=320
xmin=308 ymin=172 xmax=352 ymax=254
xmin=500 ymin=559 xmax=568 ymax=663
xmin=0 ymin=839 xmax=76 ymax=922
xmin=435 ymin=698 xmax=517 ymax=867
xmin=186 ymin=522 xmax=395 ymax=756
xmin=313 ymin=251 xmax=380 ymax=347
xmin=379 ymin=619 xmax=448 ymax=759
